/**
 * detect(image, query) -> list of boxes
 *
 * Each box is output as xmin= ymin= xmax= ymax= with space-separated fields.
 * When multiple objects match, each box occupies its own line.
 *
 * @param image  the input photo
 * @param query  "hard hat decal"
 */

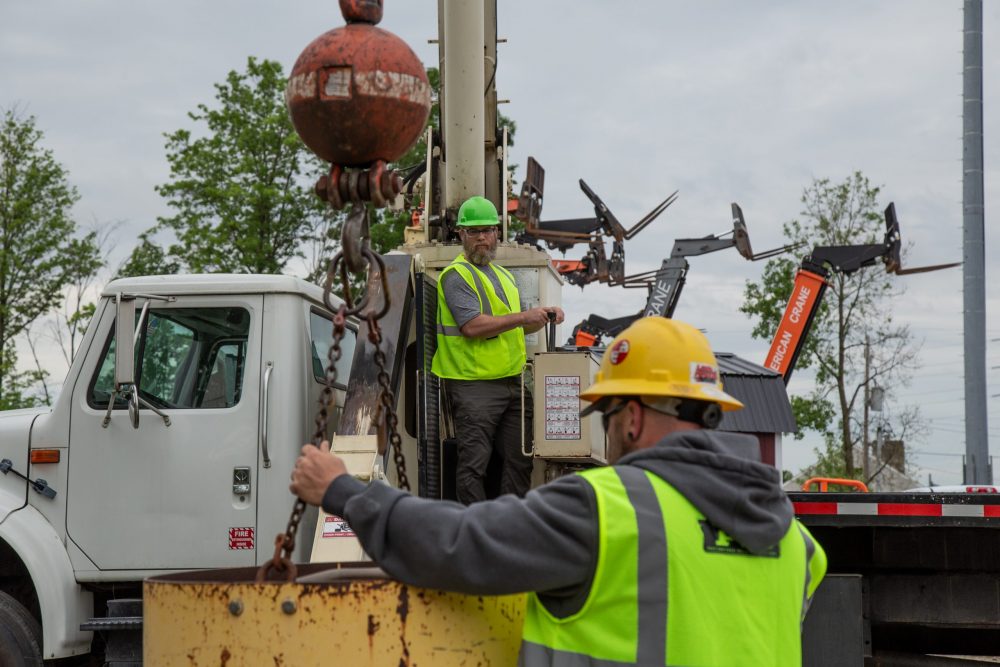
xmin=608 ymin=339 xmax=630 ymax=365
xmin=691 ymin=362 xmax=719 ymax=385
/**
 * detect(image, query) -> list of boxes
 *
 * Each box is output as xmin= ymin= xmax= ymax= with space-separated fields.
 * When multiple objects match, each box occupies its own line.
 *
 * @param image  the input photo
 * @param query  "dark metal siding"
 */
xmin=716 ymin=353 xmax=797 ymax=434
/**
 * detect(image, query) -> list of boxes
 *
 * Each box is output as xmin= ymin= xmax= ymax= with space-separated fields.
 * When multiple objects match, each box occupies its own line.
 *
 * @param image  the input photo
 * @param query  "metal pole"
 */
xmin=963 ymin=0 xmax=990 ymax=484
xmin=863 ymin=335 xmax=871 ymax=484
xmin=442 ymin=0 xmax=486 ymax=210
xmin=483 ymin=0 xmax=500 ymax=210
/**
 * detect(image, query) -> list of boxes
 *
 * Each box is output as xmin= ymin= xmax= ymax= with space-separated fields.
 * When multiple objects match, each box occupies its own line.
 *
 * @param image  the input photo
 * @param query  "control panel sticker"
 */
xmin=323 ymin=515 xmax=356 ymax=538
xmin=228 ymin=527 xmax=255 ymax=550
xmin=544 ymin=375 xmax=581 ymax=440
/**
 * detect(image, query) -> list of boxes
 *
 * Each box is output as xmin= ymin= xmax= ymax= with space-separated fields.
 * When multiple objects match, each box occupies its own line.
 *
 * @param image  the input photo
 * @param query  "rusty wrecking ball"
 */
xmin=287 ymin=0 xmax=431 ymax=170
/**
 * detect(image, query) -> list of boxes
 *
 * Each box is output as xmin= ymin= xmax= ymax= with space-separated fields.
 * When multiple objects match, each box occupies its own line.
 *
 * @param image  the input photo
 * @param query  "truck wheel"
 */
xmin=0 ymin=591 xmax=42 ymax=667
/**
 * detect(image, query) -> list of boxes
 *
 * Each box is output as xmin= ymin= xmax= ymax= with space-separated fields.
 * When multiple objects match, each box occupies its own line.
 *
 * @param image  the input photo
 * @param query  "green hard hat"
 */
xmin=457 ymin=196 xmax=499 ymax=227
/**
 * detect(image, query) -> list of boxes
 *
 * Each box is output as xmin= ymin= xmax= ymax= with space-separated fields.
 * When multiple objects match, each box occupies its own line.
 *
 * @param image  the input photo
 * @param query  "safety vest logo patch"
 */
xmin=699 ymin=520 xmax=779 ymax=558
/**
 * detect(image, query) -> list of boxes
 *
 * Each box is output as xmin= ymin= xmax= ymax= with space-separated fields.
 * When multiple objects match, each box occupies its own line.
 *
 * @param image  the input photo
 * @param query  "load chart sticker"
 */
xmin=228 ymin=527 xmax=255 ymax=550
xmin=323 ymin=515 xmax=356 ymax=538
xmin=545 ymin=375 xmax=581 ymax=440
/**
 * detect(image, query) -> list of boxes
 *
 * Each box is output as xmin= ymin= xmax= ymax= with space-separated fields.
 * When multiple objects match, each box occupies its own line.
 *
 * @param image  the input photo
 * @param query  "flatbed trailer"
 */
xmin=792 ymin=492 xmax=1000 ymax=665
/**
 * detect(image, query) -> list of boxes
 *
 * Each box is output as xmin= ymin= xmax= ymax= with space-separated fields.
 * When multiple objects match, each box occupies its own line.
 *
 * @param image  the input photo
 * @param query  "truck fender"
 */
xmin=0 ymin=505 xmax=93 ymax=660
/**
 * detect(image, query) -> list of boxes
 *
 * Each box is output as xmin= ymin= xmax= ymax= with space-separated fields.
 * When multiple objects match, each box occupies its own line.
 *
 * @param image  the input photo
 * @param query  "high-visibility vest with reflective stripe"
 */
xmin=520 ymin=465 xmax=827 ymax=666
xmin=431 ymin=255 xmax=526 ymax=380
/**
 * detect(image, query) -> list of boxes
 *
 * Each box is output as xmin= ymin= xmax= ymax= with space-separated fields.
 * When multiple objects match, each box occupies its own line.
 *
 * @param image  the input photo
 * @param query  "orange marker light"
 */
xmin=30 ymin=449 xmax=60 ymax=464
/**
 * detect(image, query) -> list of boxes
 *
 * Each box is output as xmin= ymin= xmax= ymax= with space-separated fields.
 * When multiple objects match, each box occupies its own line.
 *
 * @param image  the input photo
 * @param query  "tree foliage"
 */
xmin=138 ymin=57 xmax=330 ymax=275
xmin=0 ymin=109 xmax=100 ymax=408
xmin=741 ymin=172 xmax=923 ymax=481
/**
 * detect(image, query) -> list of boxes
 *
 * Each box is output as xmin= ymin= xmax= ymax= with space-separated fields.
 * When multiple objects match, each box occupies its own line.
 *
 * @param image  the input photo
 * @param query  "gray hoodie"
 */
xmin=322 ymin=428 xmax=793 ymax=616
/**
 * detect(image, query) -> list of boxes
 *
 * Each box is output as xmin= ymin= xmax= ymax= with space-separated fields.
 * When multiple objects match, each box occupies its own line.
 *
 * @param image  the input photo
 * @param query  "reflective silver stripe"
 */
xmin=436 ymin=324 xmax=462 ymax=336
xmin=519 ymin=641 xmax=635 ymax=667
xmin=456 ymin=260 xmax=493 ymax=316
xmin=615 ymin=466 xmax=667 ymax=666
xmin=519 ymin=468 xmax=668 ymax=667
xmin=797 ymin=523 xmax=816 ymax=622
xmin=494 ymin=263 xmax=517 ymax=284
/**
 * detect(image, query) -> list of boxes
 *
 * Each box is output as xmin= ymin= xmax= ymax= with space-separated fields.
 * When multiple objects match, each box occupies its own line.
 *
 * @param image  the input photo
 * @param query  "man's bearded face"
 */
xmin=460 ymin=226 xmax=498 ymax=266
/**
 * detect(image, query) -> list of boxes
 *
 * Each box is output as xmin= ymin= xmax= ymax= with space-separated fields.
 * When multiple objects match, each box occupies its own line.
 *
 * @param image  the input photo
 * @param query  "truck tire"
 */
xmin=0 ymin=591 xmax=42 ymax=667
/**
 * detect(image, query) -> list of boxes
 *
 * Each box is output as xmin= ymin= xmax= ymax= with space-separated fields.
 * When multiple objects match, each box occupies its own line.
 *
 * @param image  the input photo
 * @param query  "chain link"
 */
xmin=368 ymin=313 xmax=410 ymax=491
xmin=257 ymin=204 xmax=407 ymax=582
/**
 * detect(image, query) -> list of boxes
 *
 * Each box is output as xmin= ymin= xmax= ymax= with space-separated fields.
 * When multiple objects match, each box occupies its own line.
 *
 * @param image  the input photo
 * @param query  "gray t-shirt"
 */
xmin=441 ymin=262 xmax=525 ymax=329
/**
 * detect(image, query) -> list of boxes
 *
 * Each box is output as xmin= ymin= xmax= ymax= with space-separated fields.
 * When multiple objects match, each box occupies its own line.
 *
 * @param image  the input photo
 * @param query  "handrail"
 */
xmin=801 ymin=477 xmax=869 ymax=493
xmin=261 ymin=361 xmax=274 ymax=468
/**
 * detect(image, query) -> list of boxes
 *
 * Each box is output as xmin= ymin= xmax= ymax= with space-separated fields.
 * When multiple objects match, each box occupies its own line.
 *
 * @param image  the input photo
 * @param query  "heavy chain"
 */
xmin=257 ymin=205 xmax=406 ymax=583
xmin=368 ymin=313 xmax=410 ymax=492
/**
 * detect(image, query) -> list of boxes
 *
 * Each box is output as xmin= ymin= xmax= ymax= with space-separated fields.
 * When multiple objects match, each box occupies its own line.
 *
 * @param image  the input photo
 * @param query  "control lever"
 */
xmin=546 ymin=311 xmax=557 ymax=352
xmin=0 ymin=458 xmax=57 ymax=499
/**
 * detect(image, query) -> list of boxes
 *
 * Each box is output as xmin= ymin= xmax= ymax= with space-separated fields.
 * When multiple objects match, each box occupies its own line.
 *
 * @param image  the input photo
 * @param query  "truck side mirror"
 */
xmin=114 ymin=295 xmax=142 ymax=429
xmin=103 ymin=293 xmax=173 ymax=430
xmin=114 ymin=294 xmax=136 ymax=389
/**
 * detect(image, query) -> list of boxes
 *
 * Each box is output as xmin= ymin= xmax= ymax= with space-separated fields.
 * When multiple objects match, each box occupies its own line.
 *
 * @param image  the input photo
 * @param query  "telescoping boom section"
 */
xmin=764 ymin=203 xmax=959 ymax=383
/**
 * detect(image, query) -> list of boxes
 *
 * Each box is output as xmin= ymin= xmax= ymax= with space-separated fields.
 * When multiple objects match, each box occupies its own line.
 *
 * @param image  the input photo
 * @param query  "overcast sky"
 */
xmin=2 ymin=1 xmax=997 ymax=484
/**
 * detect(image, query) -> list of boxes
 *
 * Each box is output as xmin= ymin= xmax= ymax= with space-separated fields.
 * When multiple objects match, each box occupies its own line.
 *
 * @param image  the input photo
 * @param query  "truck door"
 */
xmin=67 ymin=295 xmax=263 ymax=570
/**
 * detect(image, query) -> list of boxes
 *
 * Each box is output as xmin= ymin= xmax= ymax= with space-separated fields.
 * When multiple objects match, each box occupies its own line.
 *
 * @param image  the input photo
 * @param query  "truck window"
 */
xmin=310 ymin=310 xmax=356 ymax=388
xmin=89 ymin=306 xmax=251 ymax=410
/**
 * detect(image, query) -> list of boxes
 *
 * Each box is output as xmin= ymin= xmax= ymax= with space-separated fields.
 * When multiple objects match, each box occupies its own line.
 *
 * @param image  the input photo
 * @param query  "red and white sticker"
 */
xmin=323 ymin=515 xmax=356 ymax=538
xmin=794 ymin=501 xmax=1000 ymax=518
xmin=691 ymin=362 xmax=719 ymax=384
xmin=228 ymin=527 xmax=255 ymax=550
xmin=608 ymin=339 xmax=630 ymax=365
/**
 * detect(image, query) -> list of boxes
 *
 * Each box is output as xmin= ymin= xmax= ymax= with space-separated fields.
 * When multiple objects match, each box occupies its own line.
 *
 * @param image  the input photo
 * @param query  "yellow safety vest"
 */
xmin=520 ymin=465 xmax=827 ymax=666
xmin=431 ymin=255 xmax=526 ymax=380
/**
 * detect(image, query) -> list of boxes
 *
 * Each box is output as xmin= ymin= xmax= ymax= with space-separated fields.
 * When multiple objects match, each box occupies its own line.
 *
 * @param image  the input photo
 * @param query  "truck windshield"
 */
xmin=89 ymin=306 xmax=251 ymax=410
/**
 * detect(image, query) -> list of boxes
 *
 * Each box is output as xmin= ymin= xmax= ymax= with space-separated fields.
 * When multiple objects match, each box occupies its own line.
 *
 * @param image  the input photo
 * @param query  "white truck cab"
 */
xmin=0 ymin=274 xmax=354 ymax=661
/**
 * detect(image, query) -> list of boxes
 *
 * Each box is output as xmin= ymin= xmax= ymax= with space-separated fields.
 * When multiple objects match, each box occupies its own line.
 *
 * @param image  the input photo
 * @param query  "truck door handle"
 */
xmin=261 ymin=361 xmax=273 ymax=468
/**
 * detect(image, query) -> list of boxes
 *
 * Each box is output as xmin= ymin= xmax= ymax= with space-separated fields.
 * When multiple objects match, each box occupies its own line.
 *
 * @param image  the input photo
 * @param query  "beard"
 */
xmin=463 ymin=235 xmax=498 ymax=266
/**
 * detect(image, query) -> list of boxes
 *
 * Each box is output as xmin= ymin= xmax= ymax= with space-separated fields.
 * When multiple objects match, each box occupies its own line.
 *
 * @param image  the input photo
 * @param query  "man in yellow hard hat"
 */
xmin=431 ymin=195 xmax=564 ymax=503
xmin=292 ymin=316 xmax=826 ymax=665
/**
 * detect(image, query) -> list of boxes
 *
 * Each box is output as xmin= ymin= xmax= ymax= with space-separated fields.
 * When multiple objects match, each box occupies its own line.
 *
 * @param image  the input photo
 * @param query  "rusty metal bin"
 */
xmin=144 ymin=562 xmax=524 ymax=666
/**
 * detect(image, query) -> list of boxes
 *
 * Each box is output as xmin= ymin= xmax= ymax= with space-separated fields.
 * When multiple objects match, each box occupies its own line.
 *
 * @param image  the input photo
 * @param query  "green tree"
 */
xmin=741 ymin=172 xmax=922 ymax=481
xmin=0 ymin=109 xmax=100 ymax=408
xmin=149 ymin=57 xmax=330 ymax=274
xmin=117 ymin=231 xmax=182 ymax=278
xmin=50 ymin=223 xmax=108 ymax=365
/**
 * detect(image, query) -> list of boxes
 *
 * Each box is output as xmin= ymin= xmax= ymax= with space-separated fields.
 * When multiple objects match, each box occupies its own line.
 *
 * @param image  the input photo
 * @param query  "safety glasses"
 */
xmin=462 ymin=227 xmax=497 ymax=238
xmin=600 ymin=399 xmax=631 ymax=433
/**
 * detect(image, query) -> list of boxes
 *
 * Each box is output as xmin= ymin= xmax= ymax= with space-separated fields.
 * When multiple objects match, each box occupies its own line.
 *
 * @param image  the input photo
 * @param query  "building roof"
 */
xmin=716 ymin=353 xmax=797 ymax=434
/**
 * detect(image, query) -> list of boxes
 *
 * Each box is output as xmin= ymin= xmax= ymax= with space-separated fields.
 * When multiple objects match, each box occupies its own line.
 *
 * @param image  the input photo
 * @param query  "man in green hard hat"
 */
xmin=430 ymin=195 xmax=564 ymax=503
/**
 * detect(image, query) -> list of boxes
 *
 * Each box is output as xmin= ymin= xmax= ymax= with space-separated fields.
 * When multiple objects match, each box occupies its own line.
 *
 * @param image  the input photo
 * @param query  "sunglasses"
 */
xmin=462 ymin=227 xmax=497 ymax=238
xmin=600 ymin=399 xmax=631 ymax=432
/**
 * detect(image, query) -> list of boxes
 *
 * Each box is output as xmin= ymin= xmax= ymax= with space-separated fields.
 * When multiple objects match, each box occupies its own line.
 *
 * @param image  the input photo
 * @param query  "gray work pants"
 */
xmin=445 ymin=376 xmax=533 ymax=504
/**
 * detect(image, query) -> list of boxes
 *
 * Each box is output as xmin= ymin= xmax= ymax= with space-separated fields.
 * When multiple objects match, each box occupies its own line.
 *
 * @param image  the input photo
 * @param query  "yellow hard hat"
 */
xmin=580 ymin=317 xmax=743 ymax=415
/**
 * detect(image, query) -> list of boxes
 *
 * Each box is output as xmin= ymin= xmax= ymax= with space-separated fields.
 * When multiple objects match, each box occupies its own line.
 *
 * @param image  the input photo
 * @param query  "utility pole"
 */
xmin=863 ymin=335 xmax=871 ymax=483
xmin=963 ymin=0 xmax=991 ymax=483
